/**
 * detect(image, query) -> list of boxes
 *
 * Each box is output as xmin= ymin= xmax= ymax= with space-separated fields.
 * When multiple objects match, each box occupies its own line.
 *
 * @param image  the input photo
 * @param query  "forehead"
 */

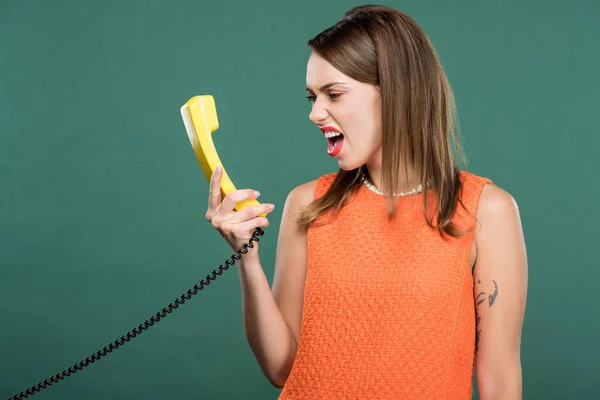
xmin=305 ymin=52 xmax=348 ymax=89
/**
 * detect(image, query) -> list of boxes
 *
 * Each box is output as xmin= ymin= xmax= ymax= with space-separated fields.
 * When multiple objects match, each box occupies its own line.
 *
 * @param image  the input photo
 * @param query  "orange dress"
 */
xmin=278 ymin=170 xmax=492 ymax=399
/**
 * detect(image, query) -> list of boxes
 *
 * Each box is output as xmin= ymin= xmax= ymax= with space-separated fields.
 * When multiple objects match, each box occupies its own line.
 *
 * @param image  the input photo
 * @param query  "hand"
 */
xmin=205 ymin=166 xmax=274 ymax=254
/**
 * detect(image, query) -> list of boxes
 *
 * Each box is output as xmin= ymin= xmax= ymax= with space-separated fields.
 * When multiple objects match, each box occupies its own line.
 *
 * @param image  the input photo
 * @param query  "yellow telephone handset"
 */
xmin=180 ymin=95 xmax=266 ymax=217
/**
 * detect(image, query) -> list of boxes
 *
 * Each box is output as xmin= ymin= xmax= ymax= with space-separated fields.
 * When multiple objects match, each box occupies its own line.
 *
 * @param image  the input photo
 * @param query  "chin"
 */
xmin=334 ymin=147 xmax=373 ymax=171
xmin=337 ymin=158 xmax=365 ymax=171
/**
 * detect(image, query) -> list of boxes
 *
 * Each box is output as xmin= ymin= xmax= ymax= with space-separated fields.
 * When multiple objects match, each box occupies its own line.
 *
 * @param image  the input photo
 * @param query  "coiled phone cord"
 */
xmin=6 ymin=227 xmax=265 ymax=400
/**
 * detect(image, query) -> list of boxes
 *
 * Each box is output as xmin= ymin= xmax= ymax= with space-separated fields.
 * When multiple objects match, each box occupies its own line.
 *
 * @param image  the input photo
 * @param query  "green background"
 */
xmin=1 ymin=0 xmax=597 ymax=399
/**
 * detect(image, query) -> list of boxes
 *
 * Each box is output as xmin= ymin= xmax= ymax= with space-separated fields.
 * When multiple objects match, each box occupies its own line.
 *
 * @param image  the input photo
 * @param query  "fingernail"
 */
xmin=216 ymin=165 xmax=221 ymax=173
xmin=267 ymin=204 xmax=275 ymax=211
xmin=253 ymin=190 xmax=260 ymax=197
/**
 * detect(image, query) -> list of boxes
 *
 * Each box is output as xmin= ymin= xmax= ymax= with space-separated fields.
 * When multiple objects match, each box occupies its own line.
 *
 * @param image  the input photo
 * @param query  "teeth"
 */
xmin=324 ymin=131 xmax=342 ymax=138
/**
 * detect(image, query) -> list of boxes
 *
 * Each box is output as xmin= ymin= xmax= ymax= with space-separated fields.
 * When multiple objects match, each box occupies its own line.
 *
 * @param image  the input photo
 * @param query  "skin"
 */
xmin=304 ymin=51 xmax=528 ymax=399
xmin=305 ymin=52 xmax=421 ymax=193
xmin=470 ymin=184 xmax=527 ymax=399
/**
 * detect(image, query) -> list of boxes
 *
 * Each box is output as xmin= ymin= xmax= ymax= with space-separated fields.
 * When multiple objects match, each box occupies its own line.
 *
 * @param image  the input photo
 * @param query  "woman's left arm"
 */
xmin=473 ymin=183 xmax=528 ymax=400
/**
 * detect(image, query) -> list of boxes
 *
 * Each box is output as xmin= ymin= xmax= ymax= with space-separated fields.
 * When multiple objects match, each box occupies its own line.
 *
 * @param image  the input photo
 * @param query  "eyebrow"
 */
xmin=305 ymin=82 xmax=347 ymax=92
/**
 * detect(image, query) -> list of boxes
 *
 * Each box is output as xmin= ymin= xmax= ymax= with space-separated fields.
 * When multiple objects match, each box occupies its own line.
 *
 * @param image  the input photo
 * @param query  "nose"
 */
xmin=309 ymin=99 xmax=328 ymax=124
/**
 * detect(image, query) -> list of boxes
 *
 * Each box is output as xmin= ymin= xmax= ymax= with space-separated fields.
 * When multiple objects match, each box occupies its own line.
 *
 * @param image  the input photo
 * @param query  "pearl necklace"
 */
xmin=361 ymin=174 xmax=430 ymax=197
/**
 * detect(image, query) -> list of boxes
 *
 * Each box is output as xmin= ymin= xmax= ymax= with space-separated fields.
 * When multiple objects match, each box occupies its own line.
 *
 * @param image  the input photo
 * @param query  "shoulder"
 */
xmin=457 ymin=169 xmax=517 ymax=217
xmin=457 ymin=169 xmax=496 ymax=208
xmin=456 ymin=170 xmax=520 ymax=230
xmin=289 ymin=172 xmax=336 ymax=203
xmin=477 ymin=182 xmax=520 ymax=224
xmin=459 ymin=169 xmax=493 ymax=190
xmin=462 ymin=172 xmax=523 ymax=269
xmin=286 ymin=172 xmax=335 ymax=209
xmin=467 ymin=172 xmax=521 ymax=245
xmin=288 ymin=179 xmax=318 ymax=206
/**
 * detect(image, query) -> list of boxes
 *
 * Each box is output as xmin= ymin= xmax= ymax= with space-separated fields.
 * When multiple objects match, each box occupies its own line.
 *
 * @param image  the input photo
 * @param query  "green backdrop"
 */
xmin=1 ymin=0 xmax=598 ymax=399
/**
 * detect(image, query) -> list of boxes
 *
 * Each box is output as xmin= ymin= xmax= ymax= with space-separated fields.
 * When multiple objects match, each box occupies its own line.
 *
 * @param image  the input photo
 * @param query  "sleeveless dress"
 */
xmin=277 ymin=170 xmax=493 ymax=399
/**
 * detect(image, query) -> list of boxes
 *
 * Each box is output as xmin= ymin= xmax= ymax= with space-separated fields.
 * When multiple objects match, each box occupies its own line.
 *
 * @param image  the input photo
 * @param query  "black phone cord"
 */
xmin=5 ymin=227 xmax=265 ymax=399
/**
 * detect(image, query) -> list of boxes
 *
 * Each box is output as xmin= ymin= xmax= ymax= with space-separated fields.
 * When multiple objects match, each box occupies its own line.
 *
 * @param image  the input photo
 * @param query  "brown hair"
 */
xmin=295 ymin=5 xmax=471 ymax=238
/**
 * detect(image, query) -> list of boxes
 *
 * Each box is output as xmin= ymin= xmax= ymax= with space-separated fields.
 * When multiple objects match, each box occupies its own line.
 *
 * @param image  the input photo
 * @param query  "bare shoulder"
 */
xmin=289 ymin=178 xmax=319 ymax=207
xmin=474 ymin=181 xmax=523 ymax=265
xmin=471 ymin=182 xmax=521 ymax=266
xmin=477 ymin=182 xmax=520 ymax=221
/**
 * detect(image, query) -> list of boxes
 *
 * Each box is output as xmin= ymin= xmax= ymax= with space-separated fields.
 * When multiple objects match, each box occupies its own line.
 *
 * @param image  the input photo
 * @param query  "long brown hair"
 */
xmin=295 ymin=5 xmax=471 ymax=238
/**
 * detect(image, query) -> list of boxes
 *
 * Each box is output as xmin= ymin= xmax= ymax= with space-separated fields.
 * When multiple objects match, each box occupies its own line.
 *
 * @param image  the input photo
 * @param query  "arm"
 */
xmin=473 ymin=183 xmax=528 ymax=400
xmin=240 ymin=180 xmax=315 ymax=388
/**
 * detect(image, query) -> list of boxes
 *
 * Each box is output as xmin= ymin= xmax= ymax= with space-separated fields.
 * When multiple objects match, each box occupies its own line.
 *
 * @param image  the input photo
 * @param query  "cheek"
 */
xmin=339 ymin=100 xmax=365 ymax=134
xmin=344 ymin=98 xmax=380 ymax=144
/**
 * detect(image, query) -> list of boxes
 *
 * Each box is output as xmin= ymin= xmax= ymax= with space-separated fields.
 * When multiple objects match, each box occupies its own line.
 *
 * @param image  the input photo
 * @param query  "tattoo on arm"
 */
xmin=474 ymin=279 xmax=499 ymax=354
xmin=475 ymin=315 xmax=481 ymax=353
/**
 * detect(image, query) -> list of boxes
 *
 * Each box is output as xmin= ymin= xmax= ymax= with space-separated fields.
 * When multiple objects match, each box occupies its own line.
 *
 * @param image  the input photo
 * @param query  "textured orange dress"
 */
xmin=277 ymin=170 xmax=492 ymax=399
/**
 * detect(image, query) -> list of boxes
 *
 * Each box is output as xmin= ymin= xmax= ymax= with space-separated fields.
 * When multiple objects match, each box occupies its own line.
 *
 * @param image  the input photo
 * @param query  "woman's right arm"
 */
xmin=238 ymin=180 xmax=316 ymax=388
xmin=204 ymin=166 xmax=317 ymax=388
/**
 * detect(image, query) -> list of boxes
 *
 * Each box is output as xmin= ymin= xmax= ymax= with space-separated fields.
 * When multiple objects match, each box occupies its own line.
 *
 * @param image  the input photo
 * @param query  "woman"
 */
xmin=205 ymin=5 xmax=527 ymax=399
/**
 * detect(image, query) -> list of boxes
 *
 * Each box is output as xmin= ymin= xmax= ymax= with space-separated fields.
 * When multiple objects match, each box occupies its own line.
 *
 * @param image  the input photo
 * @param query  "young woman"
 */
xmin=205 ymin=5 xmax=527 ymax=399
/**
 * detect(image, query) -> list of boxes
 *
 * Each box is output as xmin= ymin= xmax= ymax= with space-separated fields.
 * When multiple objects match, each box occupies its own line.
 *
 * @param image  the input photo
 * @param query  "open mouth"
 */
xmin=327 ymin=133 xmax=344 ymax=156
xmin=328 ymin=134 xmax=344 ymax=147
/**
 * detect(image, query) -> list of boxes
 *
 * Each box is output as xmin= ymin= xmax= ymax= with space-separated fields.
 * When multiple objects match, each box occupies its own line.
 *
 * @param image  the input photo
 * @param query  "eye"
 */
xmin=305 ymin=93 xmax=341 ymax=103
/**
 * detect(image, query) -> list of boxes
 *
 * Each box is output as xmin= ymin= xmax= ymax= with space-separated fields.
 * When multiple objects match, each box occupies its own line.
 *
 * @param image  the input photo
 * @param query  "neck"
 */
xmin=364 ymin=162 xmax=421 ymax=194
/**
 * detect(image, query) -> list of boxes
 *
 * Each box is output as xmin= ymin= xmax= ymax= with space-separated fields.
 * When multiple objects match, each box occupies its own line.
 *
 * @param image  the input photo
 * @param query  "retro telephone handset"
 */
xmin=6 ymin=95 xmax=266 ymax=399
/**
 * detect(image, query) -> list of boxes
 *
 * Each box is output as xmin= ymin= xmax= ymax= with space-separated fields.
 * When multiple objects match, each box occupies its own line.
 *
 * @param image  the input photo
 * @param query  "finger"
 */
xmin=233 ymin=216 xmax=270 ymax=236
xmin=227 ymin=203 xmax=274 ymax=224
xmin=220 ymin=188 xmax=261 ymax=216
xmin=206 ymin=166 xmax=223 ymax=220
